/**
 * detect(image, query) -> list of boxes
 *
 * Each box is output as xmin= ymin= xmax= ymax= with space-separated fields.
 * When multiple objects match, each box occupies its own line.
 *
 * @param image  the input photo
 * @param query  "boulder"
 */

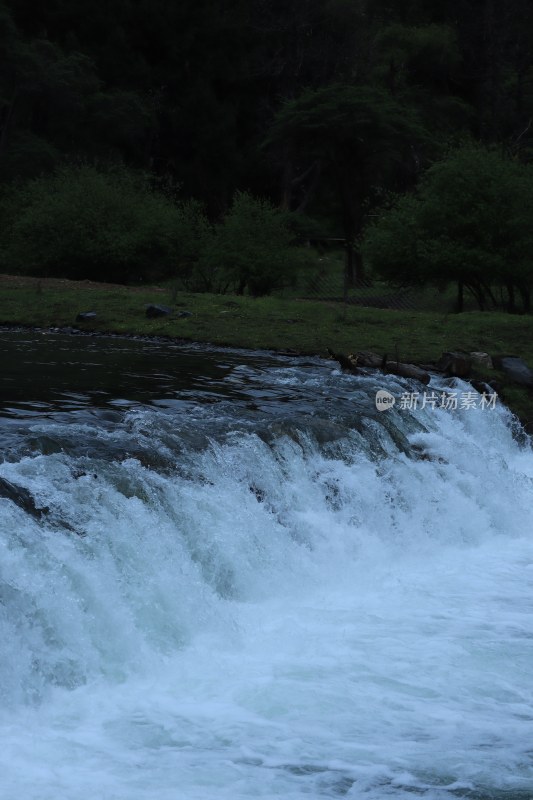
xmin=328 ymin=348 xmax=429 ymax=384
xmin=327 ymin=348 xmax=358 ymax=373
xmin=76 ymin=311 xmax=97 ymax=322
xmin=0 ymin=476 xmax=48 ymax=519
xmin=436 ymin=351 xmax=472 ymax=378
xmin=384 ymin=361 xmax=431 ymax=385
xmin=354 ymin=351 xmax=382 ymax=368
xmin=176 ymin=310 xmax=193 ymax=318
xmin=493 ymin=355 xmax=533 ymax=387
xmin=145 ymin=304 xmax=172 ymax=318
xmin=470 ymin=351 xmax=493 ymax=369
xmin=470 ymin=379 xmax=495 ymax=395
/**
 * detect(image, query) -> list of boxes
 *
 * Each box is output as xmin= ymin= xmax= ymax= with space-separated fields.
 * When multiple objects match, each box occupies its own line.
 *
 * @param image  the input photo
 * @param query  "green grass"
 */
xmin=1 ymin=274 xmax=532 ymax=427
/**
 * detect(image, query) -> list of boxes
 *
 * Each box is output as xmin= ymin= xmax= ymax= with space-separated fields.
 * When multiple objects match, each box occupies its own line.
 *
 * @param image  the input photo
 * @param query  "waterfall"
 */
xmin=1 ymin=332 xmax=532 ymax=799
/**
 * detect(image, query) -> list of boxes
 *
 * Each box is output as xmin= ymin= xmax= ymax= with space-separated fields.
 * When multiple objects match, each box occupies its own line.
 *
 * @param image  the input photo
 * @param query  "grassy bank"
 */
xmin=1 ymin=274 xmax=532 ymax=428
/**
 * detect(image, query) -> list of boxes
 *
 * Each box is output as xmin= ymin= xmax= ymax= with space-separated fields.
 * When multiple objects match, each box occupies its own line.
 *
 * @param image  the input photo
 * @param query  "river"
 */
xmin=1 ymin=329 xmax=532 ymax=800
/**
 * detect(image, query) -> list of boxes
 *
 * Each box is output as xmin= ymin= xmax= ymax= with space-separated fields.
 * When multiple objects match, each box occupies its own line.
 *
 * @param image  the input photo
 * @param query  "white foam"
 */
xmin=0 ymin=390 xmax=532 ymax=799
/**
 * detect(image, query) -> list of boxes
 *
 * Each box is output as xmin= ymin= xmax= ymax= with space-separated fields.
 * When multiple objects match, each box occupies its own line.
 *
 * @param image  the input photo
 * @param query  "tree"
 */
xmin=450 ymin=0 xmax=533 ymax=154
xmin=197 ymin=191 xmax=304 ymax=296
xmin=363 ymin=145 xmax=533 ymax=312
xmin=1 ymin=0 xmax=533 ymax=269
xmin=267 ymin=84 xmax=428 ymax=289
xmin=372 ymin=23 xmax=471 ymax=137
xmin=0 ymin=164 xmax=206 ymax=282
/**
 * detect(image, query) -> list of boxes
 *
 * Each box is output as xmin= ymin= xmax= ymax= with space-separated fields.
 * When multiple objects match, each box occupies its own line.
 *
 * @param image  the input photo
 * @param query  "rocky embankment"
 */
xmin=328 ymin=348 xmax=533 ymax=433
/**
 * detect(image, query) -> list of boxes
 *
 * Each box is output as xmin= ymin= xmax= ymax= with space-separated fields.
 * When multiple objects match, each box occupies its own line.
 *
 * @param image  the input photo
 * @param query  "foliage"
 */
xmin=372 ymin=23 xmax=471 ymax=136
xmin=267 ymin=84 xmax=430 ymax=285
xmin=363 ymin=145 xmax=533 ymax=310
xmin=197 ymin=192 xmax=305 ymax=296
xmin=1 ymin=0 xmax=533 ymax=292
xmin=0 ymin=164 xmax=207 ymax=282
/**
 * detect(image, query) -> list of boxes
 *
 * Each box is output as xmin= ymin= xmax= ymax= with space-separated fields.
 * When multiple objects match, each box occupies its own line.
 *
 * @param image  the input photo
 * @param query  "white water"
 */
xmin=1 ymin=350 xmax=533 ymax=799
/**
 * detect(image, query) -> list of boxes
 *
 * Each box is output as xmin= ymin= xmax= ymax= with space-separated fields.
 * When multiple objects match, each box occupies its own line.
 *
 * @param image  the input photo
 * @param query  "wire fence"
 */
xmin=299 ymin=271 xmax=423 ymax=311
xmin=287 ymin=240 xmax=437 ymax=311
xmin=291 ymin=243 xmax=442 ymax=310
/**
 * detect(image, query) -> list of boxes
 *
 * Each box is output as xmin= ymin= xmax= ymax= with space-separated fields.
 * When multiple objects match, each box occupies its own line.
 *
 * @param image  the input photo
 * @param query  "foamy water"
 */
xmin=0 ymin=334 xmax=532 ymax=799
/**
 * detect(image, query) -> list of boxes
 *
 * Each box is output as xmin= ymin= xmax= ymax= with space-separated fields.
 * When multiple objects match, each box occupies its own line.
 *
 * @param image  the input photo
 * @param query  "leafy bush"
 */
xmin=197 ymin=191 xmax=304 ymax=295
xmin=363 ymin=145 xmax=533 ymax=311
xmin=0 ymin=164 xmax=209 ymax=283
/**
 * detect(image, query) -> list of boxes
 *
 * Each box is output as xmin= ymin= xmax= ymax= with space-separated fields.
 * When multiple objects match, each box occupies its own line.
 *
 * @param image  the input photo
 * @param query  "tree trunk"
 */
xmin=343 ymin=243 xmax=355 ymax=300
xmin=465 ymin=282 xmax=486 ymax=311
xmin=337 ymin=163 xmax=362 ymax=290
xmin=295 ymin=161 xmax=321 ymax=214
xmin=484 ymin=284 xmax=498 ymax=308
xmin=456 ymin=281 xmax=464 ymax=312
xmin=506 ymin=281 xmax=516 ymax=313
xmin=0 ymin=93 xmax=17 ymax=158
xmin=354 ymin=248 xmax=365 ymax=284
xmin=518 ymin=284 xmax=531 ymax=313
xmin=280 ymin=148 xmax=293 ymax=211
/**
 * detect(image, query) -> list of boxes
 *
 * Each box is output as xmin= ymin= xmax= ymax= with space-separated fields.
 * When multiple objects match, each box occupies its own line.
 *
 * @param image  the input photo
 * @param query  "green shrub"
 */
xmin=363 ymin=145 xmax=533 ymax=311
xmin=197 ymin=191 xmax=304 ymax=295
xmin=0 ymin=164 xmax=209 ymax=283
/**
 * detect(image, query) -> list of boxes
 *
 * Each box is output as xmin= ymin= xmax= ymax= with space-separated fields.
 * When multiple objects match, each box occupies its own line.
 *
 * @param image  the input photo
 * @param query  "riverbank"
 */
xmin=1 ymin=273 xmax=532 ymax=429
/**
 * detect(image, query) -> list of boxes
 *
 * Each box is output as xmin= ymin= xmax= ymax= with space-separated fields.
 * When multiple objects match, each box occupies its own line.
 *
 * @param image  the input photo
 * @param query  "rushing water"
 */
xmin=1 ymin=329 xmax=532 ymax=800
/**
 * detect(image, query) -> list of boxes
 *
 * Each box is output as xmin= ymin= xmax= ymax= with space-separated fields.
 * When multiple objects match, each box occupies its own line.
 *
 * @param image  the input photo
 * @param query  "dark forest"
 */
xmin=1 ymin=0 xmax=532 ymax=304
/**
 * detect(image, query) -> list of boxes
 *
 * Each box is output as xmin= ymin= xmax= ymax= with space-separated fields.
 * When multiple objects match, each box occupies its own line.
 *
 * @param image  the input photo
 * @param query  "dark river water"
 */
xmin=1 ymin=328 xmax=532 ymax=800
xmin=0 ymin=328 xmax=308 ymax=415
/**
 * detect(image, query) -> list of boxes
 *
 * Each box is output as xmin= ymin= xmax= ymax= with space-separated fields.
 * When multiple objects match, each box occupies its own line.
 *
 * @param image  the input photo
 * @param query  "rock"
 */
xmin=145 ymin=304 xmax=172 ymax=318
xmin=436 ymin=351 xmax=472 ymax=378
xmin=0 ymin=476 xmax=48 ymax=520
xmin=493 ymin=355 xmax=533 ymax=387
xmin=329 ymin=348 xmax=429 ymax=384
xmin=470 ymin=351 xmax=493 ymax=369
xmin=354 ymin=351 xmax=382 ymax=368
xmin=249 ymin=484 xmax=265 ymax=502
xmin=76 ymin=311 xmax=97 ymax=322
xmin=384 ymin=361 xmax=431 ymax=385
xmin=410 ymin=444 xmax=446 ymax=464
xmin=176 ymin=310 xmax=193 ymax=318
xmin=327 ymin=348 xmax=358 ymax=373
xmin=470 ymin=379 xmax=494 ymax=395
